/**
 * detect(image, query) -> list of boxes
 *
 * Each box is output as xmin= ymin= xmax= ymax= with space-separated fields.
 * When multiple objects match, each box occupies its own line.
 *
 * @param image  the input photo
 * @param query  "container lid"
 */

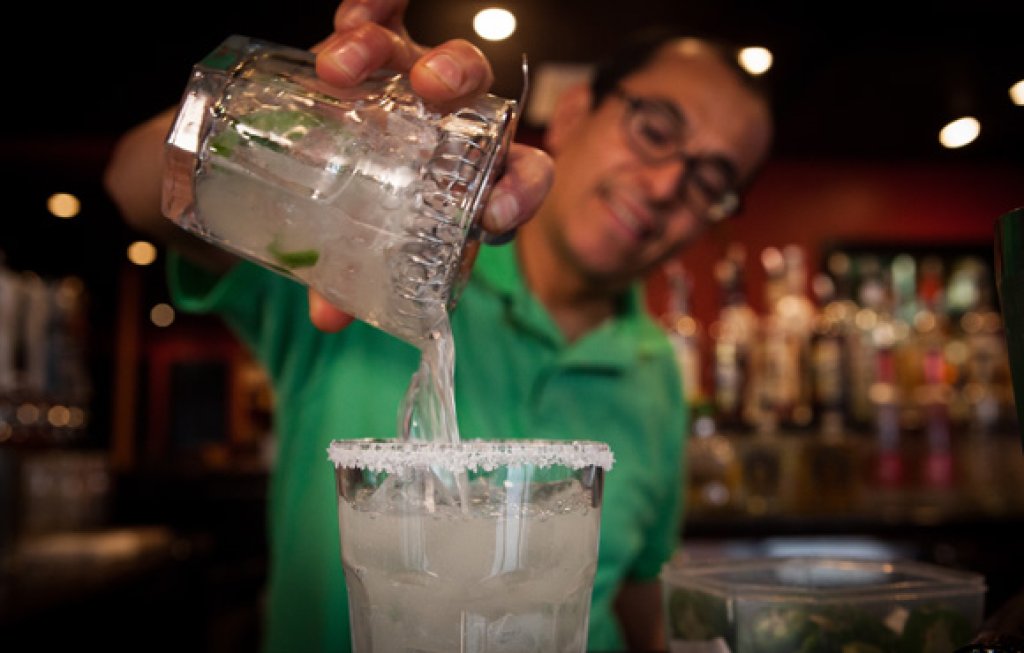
xmin=662 ymin=556 xmax=986 ymax=602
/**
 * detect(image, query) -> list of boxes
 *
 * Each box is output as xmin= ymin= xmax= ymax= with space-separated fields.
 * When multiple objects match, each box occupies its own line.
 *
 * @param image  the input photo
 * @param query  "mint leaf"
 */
xmin=241 ymin=109 xmax=323 ymax=141
xmin=209 ymin=129 xmax=241 ymax=157
xmin=209 ymin=109 xmax=325 ymax=158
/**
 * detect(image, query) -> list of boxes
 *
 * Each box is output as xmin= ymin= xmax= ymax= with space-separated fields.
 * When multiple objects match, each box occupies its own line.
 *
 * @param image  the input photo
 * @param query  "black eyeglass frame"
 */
xmin=609 ymin=88 xmax=743 ymax=222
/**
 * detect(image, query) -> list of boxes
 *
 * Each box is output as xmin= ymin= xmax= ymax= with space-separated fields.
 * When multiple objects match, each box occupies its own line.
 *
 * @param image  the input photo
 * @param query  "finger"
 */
xmin=315 ymin=22 xmax=424 ymax=87
xmin=408 ymin=39 xmax=494 ymax=102
xmin=308 ymin=290 xmax=356 ymax=332
xmin=334 ymin=0 xmax=410 ymax=34
xmin=480 ymin=144 xmax=554 ymax=234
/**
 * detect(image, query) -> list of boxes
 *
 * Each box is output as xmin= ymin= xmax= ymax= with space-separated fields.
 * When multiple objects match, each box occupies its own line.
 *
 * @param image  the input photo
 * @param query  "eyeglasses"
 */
xmin=610 ymin=88 xmax=742 ymax=222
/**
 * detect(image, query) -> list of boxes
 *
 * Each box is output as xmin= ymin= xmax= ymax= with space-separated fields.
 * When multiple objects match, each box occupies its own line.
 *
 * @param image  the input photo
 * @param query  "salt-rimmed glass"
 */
xmin=328 ymin=438 xmax=613 ymax=653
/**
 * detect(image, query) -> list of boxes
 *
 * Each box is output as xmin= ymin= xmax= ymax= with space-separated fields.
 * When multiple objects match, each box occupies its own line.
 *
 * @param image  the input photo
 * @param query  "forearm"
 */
xmin=614 ymin=579 xmax=667 ymax=652
xmin=103 ymin=109 xmax=171 ymax=231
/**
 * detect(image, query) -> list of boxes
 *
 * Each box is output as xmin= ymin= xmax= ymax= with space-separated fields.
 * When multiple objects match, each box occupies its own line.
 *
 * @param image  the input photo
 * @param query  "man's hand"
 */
xmin=307 ymin=0 xmax=553 ymax=332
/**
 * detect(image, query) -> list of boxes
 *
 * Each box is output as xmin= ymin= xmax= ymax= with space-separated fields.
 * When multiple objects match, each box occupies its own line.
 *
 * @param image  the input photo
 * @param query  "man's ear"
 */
xmin=543 ymin=82 xmax=593 ymax=155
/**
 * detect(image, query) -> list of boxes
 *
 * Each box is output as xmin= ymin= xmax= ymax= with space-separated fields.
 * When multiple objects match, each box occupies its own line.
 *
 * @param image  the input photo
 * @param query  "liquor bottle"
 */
xmin=796 ymin=259 xmax=862 ymax=515
xmin=710 ymin=243 xmax=757 ymax=433
xmin=0 ymin=263 xmax=17 ymax=441
xmin=890 ymin=254 xmax=927 ymax=433
xmin=858 ymin=259 xmax=906 ymax=492
xmin=955 ymin=257 xmax=1013 ymax=432
xmin=781 ymin=245 xmax=817 ymax=429
xmin=751 ymin=246 xmax=789 ymax=431
xmin=739 ymin=246 xmax=796 ymax=516
xmin=810 ymin=270 xmax=847 ymax=432
xmin=847 ymin=257 xmax=877 ymax=431
xmin=913 ymin=256 xmax=956 ymax=490
xmin=661 ymin=260 xmax=703 ymax=409
xmin=824 ymin=252 xmax=863 ymax=422
xmin=955 ymin=257 xmax=1015 ymax=513
xmin=758 ymin=244 xmax=815 ymax=431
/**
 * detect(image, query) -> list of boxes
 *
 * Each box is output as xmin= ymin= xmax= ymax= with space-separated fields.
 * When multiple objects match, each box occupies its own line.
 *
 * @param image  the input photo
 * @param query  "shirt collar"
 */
xmin=471 ymin=243 xmax=666 ymax=369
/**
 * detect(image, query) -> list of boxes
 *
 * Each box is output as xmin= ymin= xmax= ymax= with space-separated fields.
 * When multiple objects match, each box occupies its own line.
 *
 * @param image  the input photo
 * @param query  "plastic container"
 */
xmin=661 ymin=556 xmax=986 ymax=653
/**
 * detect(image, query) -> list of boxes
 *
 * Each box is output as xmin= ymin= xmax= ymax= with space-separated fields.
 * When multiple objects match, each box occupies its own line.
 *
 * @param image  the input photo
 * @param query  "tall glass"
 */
xmin=162 ymin=35 xmax=519 ymax=346
xmin=995 ymin=207 xmax=1024 ymax=436
xmin=327 ymin=439 xmax=614 ymax=653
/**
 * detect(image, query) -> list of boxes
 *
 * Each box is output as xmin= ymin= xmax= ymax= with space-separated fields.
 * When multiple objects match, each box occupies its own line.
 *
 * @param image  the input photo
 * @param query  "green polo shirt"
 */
xmin=169 ymin=242 xmax=687 ymax=652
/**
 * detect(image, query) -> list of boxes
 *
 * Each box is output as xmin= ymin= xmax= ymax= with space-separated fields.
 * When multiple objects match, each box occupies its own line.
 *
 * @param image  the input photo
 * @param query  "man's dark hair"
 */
xmin=589 ymin=26 xmax=773 ymax=110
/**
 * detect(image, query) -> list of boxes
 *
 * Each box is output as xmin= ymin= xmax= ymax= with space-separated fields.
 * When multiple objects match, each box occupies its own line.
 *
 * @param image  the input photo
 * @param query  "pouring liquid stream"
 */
xmin=394 ymin=56 xmax=532 ymax=512
xmin=398 ymin=316 xmax=471 ymax=512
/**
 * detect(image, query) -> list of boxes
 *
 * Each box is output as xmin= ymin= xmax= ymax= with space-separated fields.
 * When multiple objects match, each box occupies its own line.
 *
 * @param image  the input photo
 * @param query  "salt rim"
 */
xmin=327 ymin=439 xmax=614 ymax=474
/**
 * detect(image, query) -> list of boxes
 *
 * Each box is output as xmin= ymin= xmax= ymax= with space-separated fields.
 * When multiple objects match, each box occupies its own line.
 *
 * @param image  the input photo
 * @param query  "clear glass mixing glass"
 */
xmin=163 ymin=35 xmax=520 ymax=346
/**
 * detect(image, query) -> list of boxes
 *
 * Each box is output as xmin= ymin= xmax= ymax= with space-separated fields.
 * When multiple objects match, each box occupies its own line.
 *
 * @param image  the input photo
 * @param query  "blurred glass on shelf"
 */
xmin=1 ymin=448 xmax=112 ymax=577
xmin=0 ymin=258 xmax=92 ymax=447
xmin=793 ymin=426 xmax=865 ymax=516
xmin=17 ymin=450 xmax=111 ymax=538
xmin=684 ymin=408 xmax=742 ymax=515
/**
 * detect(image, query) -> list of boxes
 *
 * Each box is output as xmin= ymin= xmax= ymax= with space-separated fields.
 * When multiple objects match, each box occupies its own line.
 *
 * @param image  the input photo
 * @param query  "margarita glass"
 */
xmin=327 ymin=438 xmax=613 ymax=653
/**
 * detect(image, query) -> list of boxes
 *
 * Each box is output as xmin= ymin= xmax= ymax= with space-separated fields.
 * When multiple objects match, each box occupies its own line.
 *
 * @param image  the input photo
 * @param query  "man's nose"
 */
xmin=641 ymin=156 xmax=688 ymax=202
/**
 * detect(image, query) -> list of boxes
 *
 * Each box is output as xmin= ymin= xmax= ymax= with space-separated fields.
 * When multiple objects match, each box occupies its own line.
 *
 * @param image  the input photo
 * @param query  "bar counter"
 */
xmin=4 ymin=463 xmax=1024 ymax=650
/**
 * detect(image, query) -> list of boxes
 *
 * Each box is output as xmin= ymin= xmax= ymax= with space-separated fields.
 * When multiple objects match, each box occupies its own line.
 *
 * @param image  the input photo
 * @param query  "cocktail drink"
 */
xmin=328 ymin=439 xmax=614 ymax=653
xmin=162 ymin=35 xmax=518 ymax=346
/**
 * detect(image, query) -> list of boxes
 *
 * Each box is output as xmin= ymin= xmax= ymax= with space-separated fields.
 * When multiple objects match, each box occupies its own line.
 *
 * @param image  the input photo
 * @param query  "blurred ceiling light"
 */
xmin=47 ymin=192 xmax=80 ymax=219
xmin=127 ymin=240 xmax=158 ymax=266
xmin=473 ymin=7 xmax=516 ymax=41
xmin=150 ymin=303 xmax=176 ymax=327
xmin=1011 ymin=79 xmax=1024 ymax=106
xmin=738 ymin=46 xmax=773 ymax=75
xmin=939 ymin=116 xmax=981 ymax=149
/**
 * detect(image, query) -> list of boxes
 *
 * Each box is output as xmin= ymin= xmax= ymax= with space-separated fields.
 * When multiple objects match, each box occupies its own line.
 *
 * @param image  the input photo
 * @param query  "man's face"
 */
xmin=541 ymin=40 xmax=773 ymax=290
